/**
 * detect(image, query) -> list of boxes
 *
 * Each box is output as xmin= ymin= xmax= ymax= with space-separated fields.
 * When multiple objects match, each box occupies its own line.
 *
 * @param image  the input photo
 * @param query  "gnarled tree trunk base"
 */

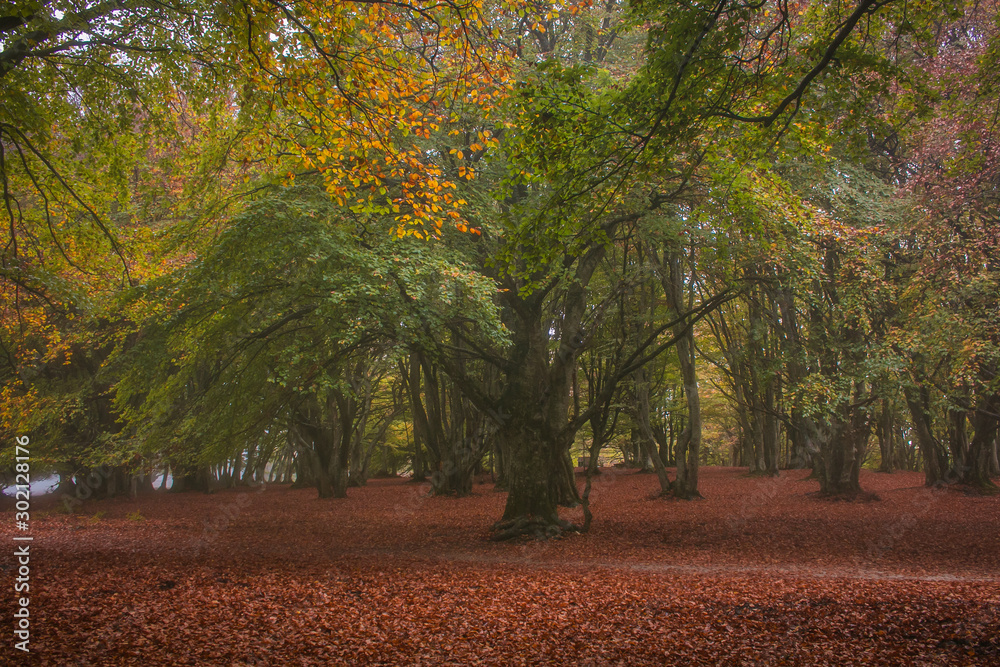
xmin=490 ymin=516 xmax=582 ymax=542
xmin=813 ymin=489 xmax=881 ymax=502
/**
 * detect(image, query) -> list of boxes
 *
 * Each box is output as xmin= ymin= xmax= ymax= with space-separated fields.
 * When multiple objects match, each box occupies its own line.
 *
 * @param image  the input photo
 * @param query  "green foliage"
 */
xmin=111 ymin=184 xmax=505 ymax=466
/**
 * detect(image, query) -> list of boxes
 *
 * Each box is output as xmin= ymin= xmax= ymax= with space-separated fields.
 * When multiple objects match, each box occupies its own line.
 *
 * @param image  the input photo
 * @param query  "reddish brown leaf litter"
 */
xmin=3 ymin=468 xmax=999 ymax=665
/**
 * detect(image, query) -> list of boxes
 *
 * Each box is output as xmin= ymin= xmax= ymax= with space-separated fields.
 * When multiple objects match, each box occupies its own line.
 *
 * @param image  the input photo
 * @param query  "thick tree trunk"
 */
xmin=877 ymin=400 xmax=895 ymax=473
xmin=411 ymin=354 xmax=484 ymax=497
xmin=315 ymin=466 xmax=334 ymax=498
xmin=309 ymin=427 xmax=347 ymax=499
xmin=331 ymin=455 xmax=349 ymax=498
xmin=948 ymin=409 xmax=969 ymax=480
xmin=290 ymin=452 xmax=314 ymax=489
xmin=493 ymin=420 xmax=576 ymax=539
xmin=491 ymin=371 xmax=582 ymax=536
xmin=904 ymin=385 xmax=950 ymax=486
xmin=291 ymin=383 xmax=361 ymax=499
xmin=172 ymin=465 xmax=213 ymax=493
xmin=815 ymin=427 xmax=856 ymax=495
xmin=429 ymin=240 xmax=605 ymax=538
xmin=309 ymin=432 xmax=348 ymax=498
xmin=964 ymin=395 xmax=1000 ymax=492
xmin=430 ymin=430 xmax=483 ymax=497
xmin=490 ymin=275 xmax=594 ymax=537
xmin=807 ymin=411 xmax=864 ymax=497
xmin=57 ymin=471 xmax=77 ymax=497
xmin=786 ymin=407 xmax=812 ymax=470
xmin=348 ymin=432 xmax=368 ymax=488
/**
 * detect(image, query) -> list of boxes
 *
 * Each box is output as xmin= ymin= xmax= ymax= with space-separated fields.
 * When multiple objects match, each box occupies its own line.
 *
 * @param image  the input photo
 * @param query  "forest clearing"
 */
xmin=4 ymin=467 xmax=998 ymax=665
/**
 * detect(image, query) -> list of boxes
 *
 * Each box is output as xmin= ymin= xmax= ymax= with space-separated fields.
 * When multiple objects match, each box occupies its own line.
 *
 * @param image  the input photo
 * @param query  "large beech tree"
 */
xmin=440 ymin=0 xmax=934 ymax=534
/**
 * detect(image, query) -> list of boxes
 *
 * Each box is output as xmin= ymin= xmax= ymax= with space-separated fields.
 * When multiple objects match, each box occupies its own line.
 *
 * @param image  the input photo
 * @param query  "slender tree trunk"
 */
xmin=401 ymin=356 xmax=424 ymax=481
xmin=989 ymin=433 xmax=999 ymax=477
xmin=662 ymin=250 xmax=702 ymax=499
xmin=634 ymin=369 xmax=672 ymax=495
xmin=242 ymin=448 xmax=256 ymax=485
xmin=762 ymin=377 xmax=780 ymax=476
xmin=673 ymin=329 xmax=702 ymax=498
xmin=493 ymin=436 xmax=507 ymax=489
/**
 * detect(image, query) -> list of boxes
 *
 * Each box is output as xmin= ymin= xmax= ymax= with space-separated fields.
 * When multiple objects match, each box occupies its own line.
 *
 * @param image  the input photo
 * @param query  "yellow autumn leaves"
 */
xmin=228 ymin=0 xmax=511 ymax=239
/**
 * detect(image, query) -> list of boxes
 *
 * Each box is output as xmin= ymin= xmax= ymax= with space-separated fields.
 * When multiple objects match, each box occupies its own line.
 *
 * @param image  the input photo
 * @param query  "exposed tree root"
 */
xmin=744 ymin=470 xmax=781 ymax=478
xmin=936 ymin=481 xmax=999 ymax=497
xmin=810 ymin=489 xmax=881 ymax=502
xmin=490 ymin=516 xmax=582 ymax=542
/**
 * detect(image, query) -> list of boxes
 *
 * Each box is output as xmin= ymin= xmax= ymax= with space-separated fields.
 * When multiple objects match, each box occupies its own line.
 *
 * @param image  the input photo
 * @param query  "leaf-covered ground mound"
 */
xmin=3 ymin=467 xmax=999 ymax=665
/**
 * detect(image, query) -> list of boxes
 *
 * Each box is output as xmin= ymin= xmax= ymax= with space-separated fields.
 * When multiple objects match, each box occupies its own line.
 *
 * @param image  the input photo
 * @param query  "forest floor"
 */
xmin=2 ymin=467 xmax=999 ymax=666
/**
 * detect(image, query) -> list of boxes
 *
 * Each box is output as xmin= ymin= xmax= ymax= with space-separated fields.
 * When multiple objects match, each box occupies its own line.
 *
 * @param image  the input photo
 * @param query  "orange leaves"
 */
xmin=221 ymin=0 xmax=511 ymax=239
xmin=454 ymin=222 xmax=481 ymax=235
xmin=457 ymin=223 xmax=482 ymax=235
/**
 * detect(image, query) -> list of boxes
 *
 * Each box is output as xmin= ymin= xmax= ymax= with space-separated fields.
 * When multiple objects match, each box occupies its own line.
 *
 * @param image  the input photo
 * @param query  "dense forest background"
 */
xmin=2 ymin=0 xmax=998 ymax=539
